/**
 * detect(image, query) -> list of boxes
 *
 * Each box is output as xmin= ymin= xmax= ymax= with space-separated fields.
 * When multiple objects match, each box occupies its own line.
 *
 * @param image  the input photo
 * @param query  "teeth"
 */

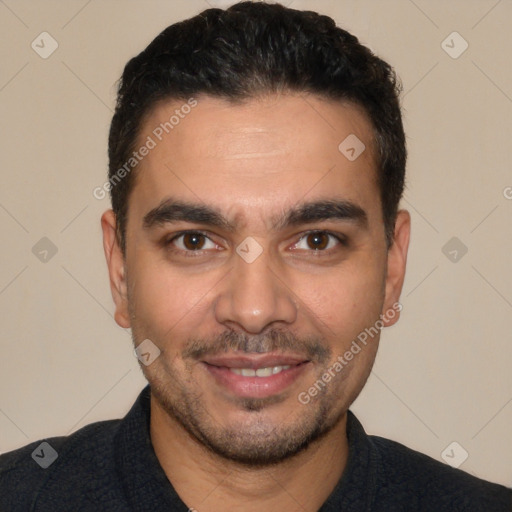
xmin=256 ymin=367 xmax=273 ymax=377
xmin=273 ymin=365 xmax=290 ymax=374
xmin=230 ymin=365 xmax=291 ymax=377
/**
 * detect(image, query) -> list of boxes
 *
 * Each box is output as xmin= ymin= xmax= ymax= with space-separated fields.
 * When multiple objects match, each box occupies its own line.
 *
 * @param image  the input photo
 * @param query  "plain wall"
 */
xmin=0 ymin=0 xmax=511 ymax=487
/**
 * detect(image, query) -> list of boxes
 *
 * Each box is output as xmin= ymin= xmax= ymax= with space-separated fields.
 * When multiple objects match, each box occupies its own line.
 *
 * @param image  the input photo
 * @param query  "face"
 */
xmin=102 ymin=93 xmax=410 ymax=465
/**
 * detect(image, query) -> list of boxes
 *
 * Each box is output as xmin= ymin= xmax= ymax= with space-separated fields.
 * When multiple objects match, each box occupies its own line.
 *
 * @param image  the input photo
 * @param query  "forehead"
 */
xmin=129 ymin=93 xmax=380 ymax=231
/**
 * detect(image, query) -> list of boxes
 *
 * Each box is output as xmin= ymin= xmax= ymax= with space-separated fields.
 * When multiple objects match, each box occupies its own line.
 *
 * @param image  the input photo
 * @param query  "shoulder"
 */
xmin=369 ymin=434 xmax=512 ymax=511
xmin=0 ymin=418 xmax=122 ymax=511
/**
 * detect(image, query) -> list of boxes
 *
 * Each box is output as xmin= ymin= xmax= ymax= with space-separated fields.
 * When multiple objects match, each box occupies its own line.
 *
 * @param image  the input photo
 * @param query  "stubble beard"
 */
xmin=131 ymin=323 xmax=373 ymax=467
xmin=148 ymin=369 xmax=348 ymax=467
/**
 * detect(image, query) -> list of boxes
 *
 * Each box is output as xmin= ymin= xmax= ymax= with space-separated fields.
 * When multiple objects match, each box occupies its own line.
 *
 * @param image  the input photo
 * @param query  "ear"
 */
xmin=382 ymin=209 xmax=410 ymax=327
xmin=101 ymin=209 xmax=131 ymax=328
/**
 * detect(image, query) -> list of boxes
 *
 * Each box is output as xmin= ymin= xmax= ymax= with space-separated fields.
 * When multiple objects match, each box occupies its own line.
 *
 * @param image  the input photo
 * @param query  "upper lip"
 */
xmin=202 ymin=352 xmax=310 ymax=369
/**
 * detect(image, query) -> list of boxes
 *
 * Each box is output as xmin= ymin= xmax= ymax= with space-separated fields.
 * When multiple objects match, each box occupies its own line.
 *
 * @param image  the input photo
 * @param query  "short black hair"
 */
xmin=108 ymin=1 xmax=406 ymax=252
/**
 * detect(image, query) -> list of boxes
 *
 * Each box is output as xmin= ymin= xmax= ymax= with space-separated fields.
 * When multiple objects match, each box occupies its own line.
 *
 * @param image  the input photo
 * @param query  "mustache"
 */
xmin=182 ymin=328 xmax=331 ymax=364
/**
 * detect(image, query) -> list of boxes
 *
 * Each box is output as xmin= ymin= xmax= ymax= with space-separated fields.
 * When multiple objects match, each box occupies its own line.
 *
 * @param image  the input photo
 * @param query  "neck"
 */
xmin=149 ymin=394 xmax=349 ymax=512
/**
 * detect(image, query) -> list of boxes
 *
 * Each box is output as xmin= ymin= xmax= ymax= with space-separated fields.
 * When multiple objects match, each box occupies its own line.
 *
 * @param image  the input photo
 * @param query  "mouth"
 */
xmin=228 ymin=365 xmax=291 ymax=377
xmin=201 ymin=353 xmax=311 ymax=399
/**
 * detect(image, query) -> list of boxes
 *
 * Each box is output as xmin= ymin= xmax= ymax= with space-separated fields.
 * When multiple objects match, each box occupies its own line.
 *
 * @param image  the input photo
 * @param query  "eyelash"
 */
xmin=164 ymin=230 xmax=348 ymax=257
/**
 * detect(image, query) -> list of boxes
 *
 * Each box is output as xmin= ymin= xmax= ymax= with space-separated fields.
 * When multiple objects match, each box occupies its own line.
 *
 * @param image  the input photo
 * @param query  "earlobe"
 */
xmin=101 ymin=210 xmax=131 ymax=328
xmin=382 ymin=209 xmax=411 ymax=327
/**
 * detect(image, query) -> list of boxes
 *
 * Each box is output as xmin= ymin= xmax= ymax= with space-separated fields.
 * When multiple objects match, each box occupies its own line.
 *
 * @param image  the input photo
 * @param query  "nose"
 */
xmin=214 ymin=246 xmax=298 ymax=334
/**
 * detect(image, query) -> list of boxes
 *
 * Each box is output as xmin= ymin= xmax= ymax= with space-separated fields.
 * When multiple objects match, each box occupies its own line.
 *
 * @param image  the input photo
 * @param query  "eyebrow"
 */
xmin=142 ymin=197 xmax=368 ymax=232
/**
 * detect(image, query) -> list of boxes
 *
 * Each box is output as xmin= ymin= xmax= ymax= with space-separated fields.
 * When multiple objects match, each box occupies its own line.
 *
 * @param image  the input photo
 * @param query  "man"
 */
xmin=1 ymin=2 xmax=510 ymax=510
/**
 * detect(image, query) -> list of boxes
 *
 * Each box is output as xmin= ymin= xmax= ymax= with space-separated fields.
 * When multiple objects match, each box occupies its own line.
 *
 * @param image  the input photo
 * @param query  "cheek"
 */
xmin=128 ymin=255 xmax=215 ymax=338
xmin=293 ymin=258 xmax=385 ymax=332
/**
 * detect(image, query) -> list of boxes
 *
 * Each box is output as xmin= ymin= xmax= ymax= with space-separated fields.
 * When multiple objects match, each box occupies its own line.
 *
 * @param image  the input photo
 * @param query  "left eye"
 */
xmin=171 ymin=232 xmax=217 ymax=251
xmin=293 ymin=232 xmax=343 ymax=251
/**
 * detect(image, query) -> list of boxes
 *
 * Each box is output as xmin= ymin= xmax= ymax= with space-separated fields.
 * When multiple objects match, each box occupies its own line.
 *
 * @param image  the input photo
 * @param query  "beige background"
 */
xmin=1 ymin=0 xmax=511 ymax=488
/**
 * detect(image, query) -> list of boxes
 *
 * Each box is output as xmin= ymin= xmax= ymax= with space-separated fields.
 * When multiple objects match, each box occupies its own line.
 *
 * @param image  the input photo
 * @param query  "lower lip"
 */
xmin=202 ymin=362 xmax=310 ymax=399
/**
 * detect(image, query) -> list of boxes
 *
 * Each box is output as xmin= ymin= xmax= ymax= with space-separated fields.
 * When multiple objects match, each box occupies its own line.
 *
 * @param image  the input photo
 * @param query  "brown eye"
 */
xmin=169 ymin=231 xmax=217 ymax=253
xmin=182 ymin=233 xmax=206 ymax=250
xmin=306 ymin=232 xmax=329 ymax=250
xmin=293 ymin=231 xmax=346 ymax=252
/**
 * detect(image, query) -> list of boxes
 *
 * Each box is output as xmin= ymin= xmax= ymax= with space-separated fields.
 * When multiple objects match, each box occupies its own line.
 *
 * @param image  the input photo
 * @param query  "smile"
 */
xmin=201 ymin=354 xmax=310 ymax=399
xmin=229 ymin=365 xmax=291 ymax=377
